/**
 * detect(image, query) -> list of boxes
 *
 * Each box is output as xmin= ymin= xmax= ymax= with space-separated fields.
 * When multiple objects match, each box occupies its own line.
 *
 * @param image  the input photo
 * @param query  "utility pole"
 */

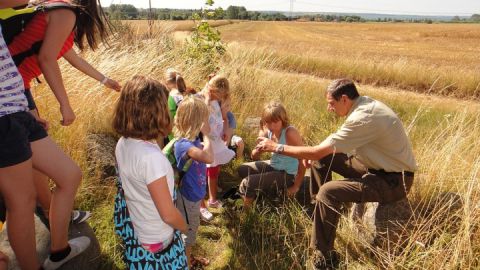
xmin=289 ymin=0 xmax=294 ymax=21
xmin=148 ymin=0 xmax=153 ymax=37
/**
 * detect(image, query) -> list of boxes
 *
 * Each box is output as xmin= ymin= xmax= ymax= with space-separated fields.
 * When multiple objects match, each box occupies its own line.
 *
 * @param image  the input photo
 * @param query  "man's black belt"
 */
xmin=368 ymin=169 xmax=414 ymax=177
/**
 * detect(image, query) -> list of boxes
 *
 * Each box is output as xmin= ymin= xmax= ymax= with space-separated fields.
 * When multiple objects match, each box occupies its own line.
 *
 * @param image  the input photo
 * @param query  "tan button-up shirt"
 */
xmin=326 ymin=96 xmax=417 ymax=172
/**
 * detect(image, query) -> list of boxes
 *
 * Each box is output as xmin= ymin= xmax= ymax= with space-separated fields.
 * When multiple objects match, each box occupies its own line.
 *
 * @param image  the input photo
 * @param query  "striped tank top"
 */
xmin=0 ymin=25 xmax=27 ymax=117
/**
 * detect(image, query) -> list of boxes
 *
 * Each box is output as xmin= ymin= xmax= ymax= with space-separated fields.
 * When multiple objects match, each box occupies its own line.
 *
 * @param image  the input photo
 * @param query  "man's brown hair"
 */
xmin=112 ymin=75 xmax=171 ymax=140
xmin=327 ymin=78 xmax=359 ymax=101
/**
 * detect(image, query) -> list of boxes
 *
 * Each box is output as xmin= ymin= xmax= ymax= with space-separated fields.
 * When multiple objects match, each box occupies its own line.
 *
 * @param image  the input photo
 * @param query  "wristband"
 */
xmin=275 ymin=144 xmax=284 ymax=154
xmin=100 ymin=76 xmax=109 ymax=85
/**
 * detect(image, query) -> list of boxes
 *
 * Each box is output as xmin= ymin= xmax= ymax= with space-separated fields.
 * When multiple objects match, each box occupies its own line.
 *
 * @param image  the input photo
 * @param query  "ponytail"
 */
xmin=176 ymin=74 xmax=186 ymax=94
xmin=165 ymin=68 xmax=187 ymax=95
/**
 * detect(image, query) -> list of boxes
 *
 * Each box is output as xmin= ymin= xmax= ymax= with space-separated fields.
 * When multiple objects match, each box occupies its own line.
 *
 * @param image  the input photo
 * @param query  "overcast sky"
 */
xmin=106 ymin=0 xmax=479 ymax=16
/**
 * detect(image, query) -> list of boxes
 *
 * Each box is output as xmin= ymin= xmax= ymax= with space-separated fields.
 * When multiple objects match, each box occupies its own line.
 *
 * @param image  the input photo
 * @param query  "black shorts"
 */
xmin=24 ymin=89 xmax=37 ymax=110
xmin=0 ymin=111 xmax=47 ymax=168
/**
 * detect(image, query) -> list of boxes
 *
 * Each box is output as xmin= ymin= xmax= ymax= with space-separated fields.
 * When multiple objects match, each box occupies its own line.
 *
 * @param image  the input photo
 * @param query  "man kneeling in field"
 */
xmin=256 ymin=78 xmax=417 ymax=269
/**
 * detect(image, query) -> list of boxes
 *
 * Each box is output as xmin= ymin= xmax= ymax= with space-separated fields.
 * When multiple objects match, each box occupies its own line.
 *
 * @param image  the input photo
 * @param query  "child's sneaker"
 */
xmin=43 ymin=236 xmax=91 ymax=270
xmin=71 ymin=210 xmax=91 ymax=224
xmin=200 ymin=207 xmax=213 ymax=221
xmin=207 ymin=199 xmax=223 ymax=209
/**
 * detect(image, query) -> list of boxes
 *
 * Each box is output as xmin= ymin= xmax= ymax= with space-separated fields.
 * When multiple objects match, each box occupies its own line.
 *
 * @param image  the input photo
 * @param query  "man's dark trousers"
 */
xmin=310 ymin=153 xmax=414 ymax=254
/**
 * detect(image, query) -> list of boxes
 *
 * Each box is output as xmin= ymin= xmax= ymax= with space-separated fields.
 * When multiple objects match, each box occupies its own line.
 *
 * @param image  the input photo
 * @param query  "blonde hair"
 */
xmin=261 ymin=101 xmax=289 ymax=128
xmin=207 ymin=74 xmax=230 ymax=101
xmin=164 ymin=68 xmax=186 ymax=94
xmin=173 ymin=96 xmax=209 ymax=140
xmin=112 ymin=75 xmax=171 ymax=140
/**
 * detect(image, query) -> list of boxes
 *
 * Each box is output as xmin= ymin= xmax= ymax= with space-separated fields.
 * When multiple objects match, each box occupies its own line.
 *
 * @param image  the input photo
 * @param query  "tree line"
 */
xmin=107 ymin=4 xmax=480 ymax=23
xmin=108 ymin=4 xmax=288 ymax=21
xmin=451 ymin=14 xmax=480 ymax=22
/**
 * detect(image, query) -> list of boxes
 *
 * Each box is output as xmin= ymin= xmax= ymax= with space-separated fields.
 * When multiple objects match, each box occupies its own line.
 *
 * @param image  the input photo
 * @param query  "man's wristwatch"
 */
xmin=275 ymin=144 xmax=284 ymax=154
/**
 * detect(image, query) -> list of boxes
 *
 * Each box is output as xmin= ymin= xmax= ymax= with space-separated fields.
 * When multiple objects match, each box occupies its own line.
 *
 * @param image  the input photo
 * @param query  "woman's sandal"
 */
xmin=191 ymin=256 xmax=210 ymax=267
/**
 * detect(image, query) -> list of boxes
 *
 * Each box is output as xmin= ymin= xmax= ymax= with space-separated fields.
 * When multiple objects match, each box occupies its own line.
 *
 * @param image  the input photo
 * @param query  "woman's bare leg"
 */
xmin=31 ymin=137 xmax=82 ymax=252
xmin=0 ymin=159 xmax=40 ymax=270
xmin=33 ymin=169 xmax=52 ymax=217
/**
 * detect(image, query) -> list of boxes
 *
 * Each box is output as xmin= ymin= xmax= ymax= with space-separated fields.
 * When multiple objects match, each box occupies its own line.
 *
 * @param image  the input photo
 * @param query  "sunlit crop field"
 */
xmin=122 ymin=19 xmax=235 ymax=33
xmin=218 ymin=21 xmax=480 ymax=98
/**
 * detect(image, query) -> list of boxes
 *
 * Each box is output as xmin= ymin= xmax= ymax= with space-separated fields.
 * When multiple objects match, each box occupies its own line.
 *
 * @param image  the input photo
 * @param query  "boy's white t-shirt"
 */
xmin=115 ymin=137 xmax=175 ymax=245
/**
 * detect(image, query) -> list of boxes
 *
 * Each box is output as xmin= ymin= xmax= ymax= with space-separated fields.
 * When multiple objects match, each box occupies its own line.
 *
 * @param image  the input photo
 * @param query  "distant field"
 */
xmin=121 ymin=19 xmax=235 ymax=33
xmin=217 ymin=21 xmax=480 ymax=98
xmin=120 ymin=20 xmax=480 ymax=98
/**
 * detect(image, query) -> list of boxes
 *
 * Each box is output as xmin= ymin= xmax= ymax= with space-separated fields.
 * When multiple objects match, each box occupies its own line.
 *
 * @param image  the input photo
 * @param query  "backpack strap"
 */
xmin=162 ymin=138 xmax=177 ymax=165
xmin=0 ymin=2 xmax=74 ymax=21
xmin=0 ymin=7 xmax=35 ymax=20
xmin=162 ymin=138 xmax=193 ymax=186
xmin=163 ymin=138 xmax=194 ymax=225
xmin=33 ymin=1 xmax=75 ymax=12
xmin=176 ymin=146 xmax=193 ymax=187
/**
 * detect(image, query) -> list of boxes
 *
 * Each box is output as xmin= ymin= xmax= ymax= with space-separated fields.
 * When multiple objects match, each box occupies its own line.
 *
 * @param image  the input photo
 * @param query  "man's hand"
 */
xmin=255 ymin=136 xmax=277 ymax=152
xmin=60 ymin=104 xmax=75 ymax=126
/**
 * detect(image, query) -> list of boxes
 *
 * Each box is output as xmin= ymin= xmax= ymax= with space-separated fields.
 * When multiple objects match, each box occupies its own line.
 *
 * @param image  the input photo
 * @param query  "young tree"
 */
xmin=184 ymin=0 xmax=226 ymax=72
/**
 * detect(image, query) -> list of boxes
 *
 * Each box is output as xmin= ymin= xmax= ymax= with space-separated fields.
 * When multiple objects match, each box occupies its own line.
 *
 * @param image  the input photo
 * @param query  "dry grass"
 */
xmin=29 ymin=22 xmax=480 ymax=269
xmin=218 ymin=21 xmax=480 ymax=98
xmin=121 ymin=19 xmax=236 ymax=34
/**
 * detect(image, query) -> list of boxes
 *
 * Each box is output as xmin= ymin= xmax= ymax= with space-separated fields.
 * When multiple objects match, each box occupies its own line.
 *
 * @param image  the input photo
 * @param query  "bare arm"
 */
xmin=147 ymin=177 xmax=187 ymax=233
xmin=187 ymin=134 xmax=214 ymax=164
xmin=0 ymin=0 xmax=28 ymax=8
xmin=38 ymin=9 xmax=75 ymax=125
xmin=221 ymin=100 xmax=230 ymax=141
xmin=62 ymin=49 xmax=121 ymax=91
xmin=285 ymin=128 xmax=307 ymax=196
xmin=256 ymin=136 xmax=335 ymax=161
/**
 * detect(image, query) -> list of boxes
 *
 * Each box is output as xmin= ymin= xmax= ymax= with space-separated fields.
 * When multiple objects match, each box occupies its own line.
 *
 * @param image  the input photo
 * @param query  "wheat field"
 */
xmin=27 ymin=21 xmax=480 ymax=269
xmin=218 ymin=21 xmax=480 ymax=98
xmin=123 ymin=19 xmax=235 ymax=33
